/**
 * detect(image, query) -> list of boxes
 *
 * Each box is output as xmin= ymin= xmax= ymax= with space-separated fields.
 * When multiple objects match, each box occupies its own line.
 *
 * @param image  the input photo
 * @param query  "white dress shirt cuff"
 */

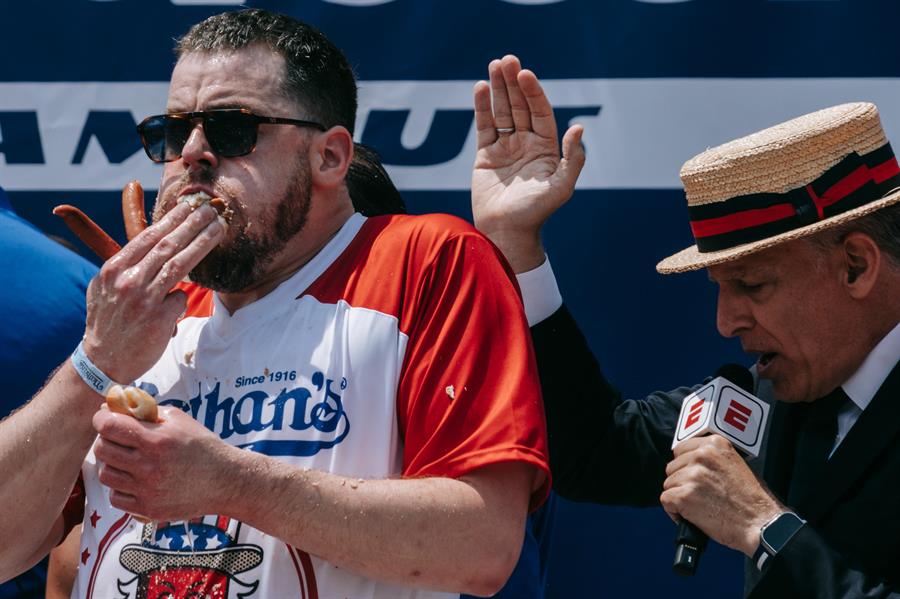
xmin=516 ymin=257 xmax=563 ymax=327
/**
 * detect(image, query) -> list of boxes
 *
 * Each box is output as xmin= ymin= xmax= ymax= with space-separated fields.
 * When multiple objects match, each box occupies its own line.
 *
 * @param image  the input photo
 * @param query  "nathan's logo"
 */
xmin=158 ymin=371 xmax=350 ymax=457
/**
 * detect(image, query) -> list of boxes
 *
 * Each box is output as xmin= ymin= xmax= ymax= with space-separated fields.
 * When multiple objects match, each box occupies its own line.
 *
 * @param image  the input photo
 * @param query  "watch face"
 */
xmin=763 ymin=513 xmax=804 ymax=553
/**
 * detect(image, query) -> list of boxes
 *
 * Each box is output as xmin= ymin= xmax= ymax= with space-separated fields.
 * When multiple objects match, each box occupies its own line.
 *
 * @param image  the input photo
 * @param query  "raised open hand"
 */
xmin=472 ymin=55 xmax=585 ymax=273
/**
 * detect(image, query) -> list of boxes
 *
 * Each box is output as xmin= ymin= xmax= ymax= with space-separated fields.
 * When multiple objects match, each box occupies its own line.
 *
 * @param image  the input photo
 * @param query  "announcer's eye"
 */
xmin=736 ymin=279 xmax=766 ymax=293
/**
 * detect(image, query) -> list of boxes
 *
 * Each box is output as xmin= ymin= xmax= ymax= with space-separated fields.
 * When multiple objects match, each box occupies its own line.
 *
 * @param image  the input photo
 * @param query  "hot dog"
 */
xmin=105 ymin=383 xmax=159 ymax=524
xmin=181 ymin=191 xmax=232 ymax=225
xmin=121 ymin=180 xmax=147 ymax=241
xmin=55 ymin=184 xmax=230 ymax=266
xmin=105 ymin=384 xmax=159 ymax=423
xmin=51 ymin=205 xmax=121 ymax=261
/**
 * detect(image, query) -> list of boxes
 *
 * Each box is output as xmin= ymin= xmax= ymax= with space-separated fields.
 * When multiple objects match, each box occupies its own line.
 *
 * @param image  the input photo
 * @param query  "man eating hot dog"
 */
xmin=0 ymin=10 xmax=551 ymax=598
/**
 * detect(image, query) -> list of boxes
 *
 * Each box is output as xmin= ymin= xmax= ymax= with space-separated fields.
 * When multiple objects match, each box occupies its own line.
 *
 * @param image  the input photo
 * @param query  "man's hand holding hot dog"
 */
xmin=92 ymin=405 xmax=227 ymax=522
xmin=0 ymin=197 xmax=223 ymax=582
xmin=81 ymin=201 xmax=224 ymax=384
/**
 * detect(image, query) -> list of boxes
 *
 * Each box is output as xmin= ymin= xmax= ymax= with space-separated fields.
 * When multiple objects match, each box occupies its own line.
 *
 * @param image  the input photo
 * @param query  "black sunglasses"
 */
xmin=136 ymin=108 xmax=326 ymax=163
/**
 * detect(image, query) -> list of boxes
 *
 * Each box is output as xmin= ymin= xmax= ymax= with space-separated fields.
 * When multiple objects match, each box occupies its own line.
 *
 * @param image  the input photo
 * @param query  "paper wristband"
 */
xmin=71 ymin=341 xmax=122 ymax=395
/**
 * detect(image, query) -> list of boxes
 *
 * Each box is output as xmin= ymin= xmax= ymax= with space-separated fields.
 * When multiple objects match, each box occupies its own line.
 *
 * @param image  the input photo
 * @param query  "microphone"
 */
xmin=671 ymin=364 xmax=770 ymax=576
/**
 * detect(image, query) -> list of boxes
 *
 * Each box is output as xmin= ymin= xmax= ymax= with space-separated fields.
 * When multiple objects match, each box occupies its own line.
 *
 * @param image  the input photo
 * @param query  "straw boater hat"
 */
xmin=657 ymin=102 xmax=900 ymax=274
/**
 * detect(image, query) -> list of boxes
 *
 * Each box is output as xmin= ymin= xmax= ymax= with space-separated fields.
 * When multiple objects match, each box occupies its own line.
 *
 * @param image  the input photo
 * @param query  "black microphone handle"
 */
xmin=671 ymin=363 xmax=751 ymax=576
xmin=673 ymin=519 xmax=709 ymax=576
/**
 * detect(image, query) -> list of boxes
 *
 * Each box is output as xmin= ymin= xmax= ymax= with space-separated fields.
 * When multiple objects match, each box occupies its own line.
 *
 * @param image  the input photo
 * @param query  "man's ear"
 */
xmin=841 ymin=231 xmax=881 ymax=298
xmin=308 ymin=126 xmax=353 ymax=189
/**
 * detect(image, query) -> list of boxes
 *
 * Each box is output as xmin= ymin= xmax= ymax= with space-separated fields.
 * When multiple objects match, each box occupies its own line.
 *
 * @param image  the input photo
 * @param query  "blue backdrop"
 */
xmin=2 ymin=1 xmax=899 ymax=597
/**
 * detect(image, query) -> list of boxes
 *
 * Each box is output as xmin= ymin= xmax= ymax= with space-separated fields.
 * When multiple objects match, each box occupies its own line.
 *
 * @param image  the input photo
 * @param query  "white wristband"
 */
xmin=71 ymin=341 xmax=120 ymax=395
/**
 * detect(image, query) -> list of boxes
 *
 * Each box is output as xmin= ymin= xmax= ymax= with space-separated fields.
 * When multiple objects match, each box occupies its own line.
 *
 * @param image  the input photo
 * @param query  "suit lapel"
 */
xmin=798 ymin=360 xmax=900 ymax=522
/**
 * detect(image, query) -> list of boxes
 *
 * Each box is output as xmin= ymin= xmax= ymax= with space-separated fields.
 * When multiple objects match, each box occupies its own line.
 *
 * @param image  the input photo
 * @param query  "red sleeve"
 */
xmin=173 ymin=281 xmax=213 ymax=318
xmin=397 ymin=230 xmax=550 ymax=510
xmin=59 ymin=474 xmax=85 ymax=544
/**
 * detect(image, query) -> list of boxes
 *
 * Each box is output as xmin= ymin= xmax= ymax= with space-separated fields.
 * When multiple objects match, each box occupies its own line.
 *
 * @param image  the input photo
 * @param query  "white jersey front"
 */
xmin=72 ymin=212 xmax=549 ymax=599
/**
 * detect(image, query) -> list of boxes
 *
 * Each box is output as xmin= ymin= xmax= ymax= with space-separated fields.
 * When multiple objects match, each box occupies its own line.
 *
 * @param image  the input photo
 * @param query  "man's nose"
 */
xmin=180 ymin=124 xmax=218 ymax=169
xmin=716 ymin=288 xmax=753 ymax=338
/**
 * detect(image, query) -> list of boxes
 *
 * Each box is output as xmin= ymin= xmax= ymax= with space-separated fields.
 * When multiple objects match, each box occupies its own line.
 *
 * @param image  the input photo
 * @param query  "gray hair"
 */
xmin=807 ymin=202 xmax=900 ymax=270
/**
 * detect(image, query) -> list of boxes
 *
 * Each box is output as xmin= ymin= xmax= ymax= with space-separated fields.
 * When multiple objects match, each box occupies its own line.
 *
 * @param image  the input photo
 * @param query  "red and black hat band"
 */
xmin=688 ymin=143 xmax=900 ymax=253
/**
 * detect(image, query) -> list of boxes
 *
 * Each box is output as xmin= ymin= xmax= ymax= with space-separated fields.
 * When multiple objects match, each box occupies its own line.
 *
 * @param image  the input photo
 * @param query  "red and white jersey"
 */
xmin=73 ymin=213 xmax=549 ymax=599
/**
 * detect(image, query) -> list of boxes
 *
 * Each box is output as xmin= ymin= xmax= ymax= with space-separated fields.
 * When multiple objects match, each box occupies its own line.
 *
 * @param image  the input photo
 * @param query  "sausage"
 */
xmin=52 ymin=204 xmax=121 ymax=261
xmin=121 ymin=180 xmax=147 ymax=241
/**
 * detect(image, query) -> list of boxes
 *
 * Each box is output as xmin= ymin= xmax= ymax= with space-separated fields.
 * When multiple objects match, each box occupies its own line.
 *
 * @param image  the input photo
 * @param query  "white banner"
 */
xmin=2 ymin=78 xmax=898 ymax=191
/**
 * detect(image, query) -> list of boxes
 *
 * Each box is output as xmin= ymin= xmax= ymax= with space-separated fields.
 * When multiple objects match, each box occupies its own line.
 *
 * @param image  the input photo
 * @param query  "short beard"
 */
xmin=189 ymin=162 xmax=312 ymax=293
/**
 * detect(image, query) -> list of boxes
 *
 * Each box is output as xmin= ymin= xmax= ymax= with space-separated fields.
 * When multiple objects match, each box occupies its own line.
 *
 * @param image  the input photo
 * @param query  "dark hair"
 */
xmin=176 ymin=9 xmax=358 ymax=134
xmin=348 ymin=144 xmax=406 ymax=217
xmin=807 ymin=202 xmax=900 ymax=269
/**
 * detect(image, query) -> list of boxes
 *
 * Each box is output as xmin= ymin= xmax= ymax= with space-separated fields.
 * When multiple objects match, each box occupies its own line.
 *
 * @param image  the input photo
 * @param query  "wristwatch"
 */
xmin=753 ymin=511 xmax=806 ymax=571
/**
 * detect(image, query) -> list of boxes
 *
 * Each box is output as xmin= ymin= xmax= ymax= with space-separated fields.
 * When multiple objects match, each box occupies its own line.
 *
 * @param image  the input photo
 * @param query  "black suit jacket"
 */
xmin=532 ymin=305 xmax=900 ymax=598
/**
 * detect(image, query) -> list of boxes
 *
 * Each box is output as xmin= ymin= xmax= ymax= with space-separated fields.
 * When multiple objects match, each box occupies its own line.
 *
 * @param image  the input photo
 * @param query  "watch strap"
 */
xmin=753 ymin=511 xmax=806 ymax=571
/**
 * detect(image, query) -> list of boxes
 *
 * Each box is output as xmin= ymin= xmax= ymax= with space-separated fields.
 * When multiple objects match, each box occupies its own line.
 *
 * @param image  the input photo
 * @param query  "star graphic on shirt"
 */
xmin=89 ymin=510 xmax=101 ymax=528
xmin=81 ymin=548 xmax=90 ymax=565
xmin=181 ymin=532 xmax=196 ymax=548
xmin=205 ymin=535 xmax=223 ymax=550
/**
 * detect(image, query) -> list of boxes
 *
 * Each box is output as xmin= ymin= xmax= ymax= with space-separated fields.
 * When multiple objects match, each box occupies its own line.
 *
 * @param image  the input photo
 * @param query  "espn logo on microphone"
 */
xmin=672 ymin=377 xmax=770 ymax=457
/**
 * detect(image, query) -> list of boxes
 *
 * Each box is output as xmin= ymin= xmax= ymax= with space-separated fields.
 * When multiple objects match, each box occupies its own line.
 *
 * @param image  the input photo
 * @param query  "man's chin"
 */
xmin=188 ymin=257 xmax=243 ymax=293
xmin=768 ymin=378 xmax=816 ymax=404
xmin=187 ymin=244 xmax=269 ymax=294
xmin=187 ymin=269 xmax=224 ymax=293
